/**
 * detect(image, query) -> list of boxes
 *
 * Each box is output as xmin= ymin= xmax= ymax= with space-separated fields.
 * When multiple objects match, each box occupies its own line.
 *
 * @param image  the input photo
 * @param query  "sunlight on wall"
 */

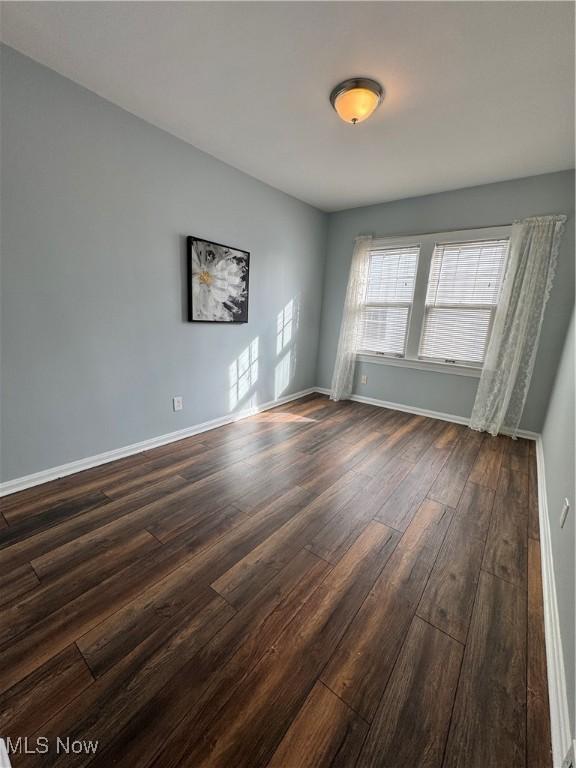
xmin=274 ymin=299 xmax=299 ymax=400
xmin=274 ymin=349 xmax=292 ymax=400
xmin=276 ymin=299 xmax=294 ymax=354
xmin=229 ymin=337 xmax=259 ymax=411
xmin=227 ymin=299 xmax=299 ymax=413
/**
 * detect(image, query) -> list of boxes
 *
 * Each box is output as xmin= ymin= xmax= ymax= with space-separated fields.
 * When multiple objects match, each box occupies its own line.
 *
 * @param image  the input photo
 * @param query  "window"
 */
xmin=355 ymin=226 xmax=510 ymax=374
xmin=419 ymin=239 xmax=509 ymax=365
xmin=359 ymin=244 xmax=419 ymax=356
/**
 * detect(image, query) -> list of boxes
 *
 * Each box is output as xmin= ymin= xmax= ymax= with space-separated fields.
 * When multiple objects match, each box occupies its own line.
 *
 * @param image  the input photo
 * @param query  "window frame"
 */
xmin=357 ymin=241 xmax=420 ymax=358
xmin=357 ymin=226 xmax=511 ymax=376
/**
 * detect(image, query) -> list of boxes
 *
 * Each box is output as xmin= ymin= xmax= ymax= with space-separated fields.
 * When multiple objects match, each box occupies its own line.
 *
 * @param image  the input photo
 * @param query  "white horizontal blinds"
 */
xmin=420 ymin=238 xmax=509 ymax=365
xmin=359 ymin=244 xmax=419 ymax=356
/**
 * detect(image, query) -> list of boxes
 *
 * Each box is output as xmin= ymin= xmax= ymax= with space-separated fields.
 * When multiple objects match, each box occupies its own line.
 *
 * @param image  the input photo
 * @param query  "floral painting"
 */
xmin=187 ymin=236 xmax=249 ymax=323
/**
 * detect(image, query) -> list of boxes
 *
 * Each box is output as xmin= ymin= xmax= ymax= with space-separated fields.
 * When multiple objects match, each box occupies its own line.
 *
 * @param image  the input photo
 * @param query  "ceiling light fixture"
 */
xmin=330 ymin=78 xmax=384 ymax=125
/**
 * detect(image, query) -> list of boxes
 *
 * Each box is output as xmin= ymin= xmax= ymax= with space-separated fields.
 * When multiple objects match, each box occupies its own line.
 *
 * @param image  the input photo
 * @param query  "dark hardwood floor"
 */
xmin=0 ymin=394 xmax=552 ymax=767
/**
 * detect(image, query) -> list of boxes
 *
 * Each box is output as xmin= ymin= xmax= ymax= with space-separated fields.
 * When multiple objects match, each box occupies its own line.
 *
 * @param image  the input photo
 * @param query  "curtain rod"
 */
xmin=365 ymin=214 xmax=567 ymax=242
xmin=367 ymin=222 xmax=513 ymax=241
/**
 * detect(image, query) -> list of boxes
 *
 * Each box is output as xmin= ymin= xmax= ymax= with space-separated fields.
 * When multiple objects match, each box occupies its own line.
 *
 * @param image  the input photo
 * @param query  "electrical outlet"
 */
xmin=360 ymin=375 xmax=368 ymax=385
xmin=172 ymin=396 xmax=183 ymax=412
xmin=560 ymin=498 xmax=570 ymax=528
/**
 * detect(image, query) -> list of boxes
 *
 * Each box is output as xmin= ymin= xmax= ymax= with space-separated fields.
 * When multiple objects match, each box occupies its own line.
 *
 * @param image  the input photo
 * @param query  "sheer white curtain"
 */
xmin=330 ymin=235 xmax=372 ymax=401
xmin=470 ymin=215 xmax=566 ymax=436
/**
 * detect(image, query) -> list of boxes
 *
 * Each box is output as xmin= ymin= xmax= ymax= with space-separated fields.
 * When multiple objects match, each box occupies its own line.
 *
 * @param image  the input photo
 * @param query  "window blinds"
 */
xmin=419 ymin=238 xmax=509 ymax=365
xmin=359 ymin=244 xmax=419 ymax=356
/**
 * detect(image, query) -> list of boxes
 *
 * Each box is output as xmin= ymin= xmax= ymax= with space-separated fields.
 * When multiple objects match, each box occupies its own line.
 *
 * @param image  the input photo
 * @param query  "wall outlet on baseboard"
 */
xmin=172 ymin=396 xmax=183 ymax=412
xmin=360 ymin=375 xmax=368 ymax=385
xmin=559 ymin=498 xmax=570 ymax=528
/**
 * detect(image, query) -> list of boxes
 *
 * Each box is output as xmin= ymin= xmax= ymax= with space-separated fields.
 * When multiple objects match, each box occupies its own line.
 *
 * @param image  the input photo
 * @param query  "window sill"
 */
xmin=356 ymin=353 xmax=482 ymax=378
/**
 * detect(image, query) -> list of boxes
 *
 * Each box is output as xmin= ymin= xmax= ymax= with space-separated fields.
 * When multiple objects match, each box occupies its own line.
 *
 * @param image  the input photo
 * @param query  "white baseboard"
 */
xmin=313 ymin=387 xmax=538 ymax=440
xmin=535 ymin=436 xmax=573 ymax=768
xmin=1 ymin=387 xmax=539 ymax=497
xmin=0 ymin=387 xmax=318 ymax=497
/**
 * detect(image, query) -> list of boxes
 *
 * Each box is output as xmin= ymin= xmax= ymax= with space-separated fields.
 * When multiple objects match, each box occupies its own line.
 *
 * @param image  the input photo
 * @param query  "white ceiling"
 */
xmin=1 ymin=1 xmax=574 ymax=211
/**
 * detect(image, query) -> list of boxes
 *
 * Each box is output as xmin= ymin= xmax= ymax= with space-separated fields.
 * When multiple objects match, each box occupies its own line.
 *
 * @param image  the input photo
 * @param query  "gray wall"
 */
xmin=317 ymin=171 xmax=575 ymax=432
xmin=541 ymin=310 xmax=575 ymax=735
xmin=2 ymin=44 xmax=574 ymax=486
xmin=0 ymin=46 xmax=327 ymax=482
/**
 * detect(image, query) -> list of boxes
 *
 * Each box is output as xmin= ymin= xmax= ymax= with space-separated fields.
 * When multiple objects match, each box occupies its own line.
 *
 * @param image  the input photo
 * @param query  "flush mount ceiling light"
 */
xmin=330 ymin=78 xmax=384 ymax=125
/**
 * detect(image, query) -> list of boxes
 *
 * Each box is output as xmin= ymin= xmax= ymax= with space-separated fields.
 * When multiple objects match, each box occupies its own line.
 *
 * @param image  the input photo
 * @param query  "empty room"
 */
xmin=0 ymin=2 xmax=574 ymax=767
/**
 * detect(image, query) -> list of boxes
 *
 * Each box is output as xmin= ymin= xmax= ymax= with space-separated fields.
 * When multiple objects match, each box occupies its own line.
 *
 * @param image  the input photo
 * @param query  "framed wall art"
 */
xmin=187 ymin=236 xmax=250 ymax=323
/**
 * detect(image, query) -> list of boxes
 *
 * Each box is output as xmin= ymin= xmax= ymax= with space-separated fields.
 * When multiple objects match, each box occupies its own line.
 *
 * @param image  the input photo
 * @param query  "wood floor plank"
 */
xmin=0 ymin=491 xmax=108 ymax=550
xmin=452 ymin=481 xmax=495 ymax=541
xmin=263 ymin=415 xmax=389 ymax=476
xmin=292 ymin=415 xmax=371 ymax=455
xmin=527 ymin=539 xmax=552 ymax=768
xmin=290 ymin=434 xmax=388 ymax=492
xmin=375 ymin=444 xmax=451 ymax=531
xmin=401 ymin=417 xmax=448 ymax=462
xmin=1 ymin=529 xmax=161 ymax=649
xmin=359 ymin=407 xmax=414 ymax=436
xmin=153 ymin=521 xmax=399 ymax=768
xmin=297 ymin=460 xmax=366 ymax=499
xmin=469 ymin=437 xmax=504 ymax=490
xmin=0 ymin=562 xmax=40 ymax=607
xmin=483 ymin=469 xmax=528 ymax=586
xmin=232 ymin=454 xmax=314 ymax=514
xmin=306 ymin=455 xmax=413 ymax=564
xmin=31 ymin=524 xmax=161 ymax=581
xmin=358 ymin=617 xmax=463 ymax=768
xmin=278 ymin=394 xmax=331 ymax=419
xmin=417 ymin=483 xmax=494 ymax=642
xmin=501 ymin=436 xmax=530 ymax=473
xmin=0 ymin=475 xmax=190 ymax=572
xmin=73 ymin=491 xmax=312 ymax=678
xmin=100 ymin=437 xmax=250 ymax=498
xmin=124 ymin=460 xmax=263 ymax=540
xmin=497 ymin=464 xmax=530 ymax=503
xmin=434 ymin=422 xmax=466 ymax=451
xmin=211 ymin=471 xmax=366 ymax=608
xmin=0 ymin=644 xmax=94 ymax=739
xmin=142 ymin=452 xmax=301 ymax=543
xmin=321 ymin=499 xmax=452 ymax=721
xmin=197 ymin=418 xmax=283 ymax=449
xmin=1 ymin=444 xmax=200 ymax=527
xmin=321 ymin=428 xmax=394 ymax=467
xmin=95 ymin=548 xmax=332 ymax=768
xmin=0 ymin=453 xmax=148 ymax=523
xmin=14 ymin=595 xmax=236 ymax=768
xmin=428 ymin=429 xmax=484 ymax=508
xmin=267 ymin=681 xmax=368 ymax=768
xmin=337 ymin=409 xmax=403 ymax=442
xmin=416 ymin=524 xmax=485 ymax=644
xmin=77 ymin=581 xmax=221 ymax=679
xmin=360 ymin=414 xmax=428 ymax=477
xmin=0 ymin=486 xmax=311 ymax=693
xmin=443 ymin=570 xmax=527 ymax=768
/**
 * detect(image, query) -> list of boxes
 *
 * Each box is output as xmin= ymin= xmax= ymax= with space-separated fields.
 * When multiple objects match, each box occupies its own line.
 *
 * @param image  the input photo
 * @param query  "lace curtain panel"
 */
xmin=330 ymin=235 xmax=372 ymax=401
xmin=470 ymin=214 xmax=567 ymax=437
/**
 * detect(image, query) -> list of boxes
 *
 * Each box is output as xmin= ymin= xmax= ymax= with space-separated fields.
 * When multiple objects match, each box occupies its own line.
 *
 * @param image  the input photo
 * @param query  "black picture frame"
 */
xmin=187 ymin=235 xmax=250 ymax=323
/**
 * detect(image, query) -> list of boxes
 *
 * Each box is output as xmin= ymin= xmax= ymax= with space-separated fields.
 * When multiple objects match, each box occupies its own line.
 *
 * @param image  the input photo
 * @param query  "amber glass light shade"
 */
xmin=330 ymin=78 xmax=383 ymax=124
